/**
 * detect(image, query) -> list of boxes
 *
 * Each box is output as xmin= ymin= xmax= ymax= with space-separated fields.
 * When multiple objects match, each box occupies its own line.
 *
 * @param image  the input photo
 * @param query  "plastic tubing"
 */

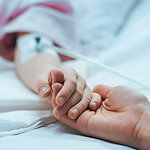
xmin=44 ymin=44 xmax=150 ymax=90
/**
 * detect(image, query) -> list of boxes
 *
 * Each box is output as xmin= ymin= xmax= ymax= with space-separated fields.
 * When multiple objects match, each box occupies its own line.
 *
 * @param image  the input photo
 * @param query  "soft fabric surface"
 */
xmin=0 ymin=64 xmax=134 ymax=150
xmin=1 ymin=0 xmax=150 ymax=150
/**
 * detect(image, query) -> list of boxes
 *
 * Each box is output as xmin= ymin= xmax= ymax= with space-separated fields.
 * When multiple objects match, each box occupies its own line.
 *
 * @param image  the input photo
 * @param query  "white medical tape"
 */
xmin=17 ymin=33 xmax=58 ymax=64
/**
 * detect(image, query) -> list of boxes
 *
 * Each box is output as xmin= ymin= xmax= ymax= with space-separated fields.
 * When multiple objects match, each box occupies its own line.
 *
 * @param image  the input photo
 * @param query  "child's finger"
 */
xmin=53 ymin=91 xmax=81 ymax=119
xmin=67 ymin=86 xmax=92 ymax=120
xmin=53 ymin=76 xmax=86 ymax=118
xmin=55 ymin=69 xmax=78 ymax=106
xmin=37 ymin=83 xmax=51 ymax=98
xmin=48 ymin=70 xmax=64 ymax=86
xmin=39 ymin=69 xmax=63 ymax=98
xmin=89 ymin=93 xmax=102 ymax=110
xmin=51 ymin=83 xmax=62 ymax=108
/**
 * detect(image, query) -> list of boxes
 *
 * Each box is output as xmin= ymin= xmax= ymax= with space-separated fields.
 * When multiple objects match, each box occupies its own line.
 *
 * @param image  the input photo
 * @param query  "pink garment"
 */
xmin=0 ymin=0 xmax=72 ymax=61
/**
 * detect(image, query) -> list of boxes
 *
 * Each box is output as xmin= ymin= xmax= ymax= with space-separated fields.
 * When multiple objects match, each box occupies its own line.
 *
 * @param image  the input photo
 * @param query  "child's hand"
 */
xmin=54 ymin=85 xmax=150 ymax=149
xmin=48 ymin=68 xmax=101 ymax=119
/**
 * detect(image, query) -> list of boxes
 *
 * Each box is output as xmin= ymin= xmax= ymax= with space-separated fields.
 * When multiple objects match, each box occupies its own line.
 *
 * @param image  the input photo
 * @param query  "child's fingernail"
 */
xmin=91 ymin=102 xmax=97 ymax=108
xmin=57 ymin=97 xmax=65 ymax=106
xmin=71 ymin=109 xmax=78 ymax=118
xmin=55 ymin=110 xmax=61 ymax=119
xmin=39 ymin=86 xmax=49 ymax=96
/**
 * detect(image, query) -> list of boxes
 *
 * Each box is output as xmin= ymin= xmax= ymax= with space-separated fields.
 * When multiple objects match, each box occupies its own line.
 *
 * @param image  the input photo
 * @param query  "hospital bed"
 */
xmin=1 ymin=0 xmax=150 ymax=149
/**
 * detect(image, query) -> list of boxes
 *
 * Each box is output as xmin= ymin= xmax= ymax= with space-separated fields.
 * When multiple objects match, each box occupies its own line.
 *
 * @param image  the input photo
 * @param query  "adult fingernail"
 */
xmin=71 ymin=109 xmax=78 ymax=118
xmin=39 ymin=86 xmax=49 ymax=96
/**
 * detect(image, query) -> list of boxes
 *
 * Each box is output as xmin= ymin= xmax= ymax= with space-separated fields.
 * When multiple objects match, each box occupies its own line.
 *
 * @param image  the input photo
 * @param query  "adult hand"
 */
xmin=55 ymin=85 xmax=150 ymax=150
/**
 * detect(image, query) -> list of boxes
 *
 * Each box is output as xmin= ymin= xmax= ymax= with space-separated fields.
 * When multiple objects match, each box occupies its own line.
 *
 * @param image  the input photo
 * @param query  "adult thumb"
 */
xmin=93 ymin=84 xmax=112 ymax=99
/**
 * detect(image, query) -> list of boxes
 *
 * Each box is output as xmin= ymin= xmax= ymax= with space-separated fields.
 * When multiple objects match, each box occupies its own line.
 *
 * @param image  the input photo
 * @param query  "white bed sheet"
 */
xmin=0 ymin=68 xmax=134 ymax=150
xmin=1 ymin=0 xmax=150 ymax=150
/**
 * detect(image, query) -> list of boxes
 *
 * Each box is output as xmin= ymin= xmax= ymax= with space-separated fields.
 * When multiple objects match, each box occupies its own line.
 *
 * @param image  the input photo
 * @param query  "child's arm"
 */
xmin=14 ymin=33 xmax=101 ymax=118
xmin=14 ymin=33 xmax=61 ymax=94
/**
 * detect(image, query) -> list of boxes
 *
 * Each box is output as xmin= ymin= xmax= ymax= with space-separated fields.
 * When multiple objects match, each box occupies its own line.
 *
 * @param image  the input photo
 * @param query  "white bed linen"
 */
xmin=0 ymin=63 xmax=135 ymax=150
xmin=1 ymin=0 xmax=150 ymax=150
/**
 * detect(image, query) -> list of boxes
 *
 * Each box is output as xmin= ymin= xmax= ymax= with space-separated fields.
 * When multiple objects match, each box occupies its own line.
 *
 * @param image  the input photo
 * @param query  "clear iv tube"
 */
xmin=44 ymin=44 xmax=150 ymax=90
